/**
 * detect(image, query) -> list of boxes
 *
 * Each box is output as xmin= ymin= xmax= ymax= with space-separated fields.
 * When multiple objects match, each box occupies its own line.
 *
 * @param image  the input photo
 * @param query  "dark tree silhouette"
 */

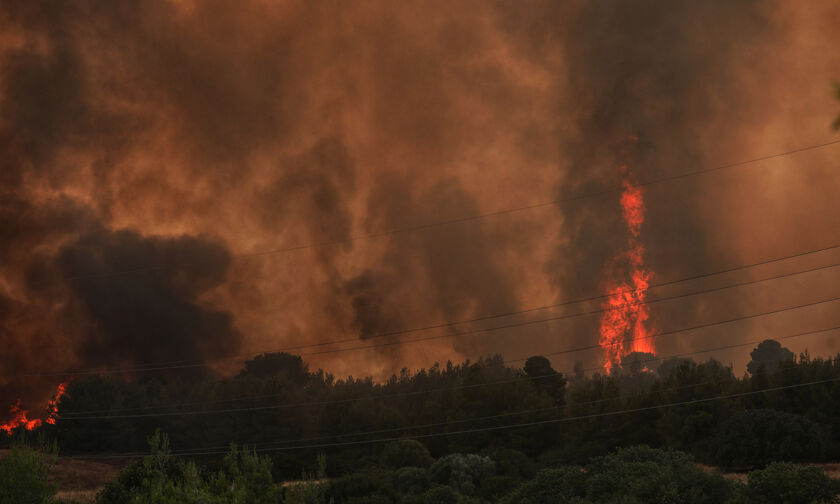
xmin=746 ymin=340 xmax=794 ymax=375
xmin=523 ymin=356 xmax=567 ymax=405
xmin=237 ymin=352 xmax=309 ymax=383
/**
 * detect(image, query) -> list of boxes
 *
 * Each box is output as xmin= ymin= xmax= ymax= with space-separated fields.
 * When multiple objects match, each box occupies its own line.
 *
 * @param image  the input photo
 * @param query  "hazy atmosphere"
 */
xmin=2 ymin=0 xmax=839 ymax=422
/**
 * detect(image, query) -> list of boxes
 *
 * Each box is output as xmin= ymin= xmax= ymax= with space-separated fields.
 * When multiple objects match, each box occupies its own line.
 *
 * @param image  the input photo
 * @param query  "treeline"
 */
xmin=7 ymin=340 xmax=840 ymax=478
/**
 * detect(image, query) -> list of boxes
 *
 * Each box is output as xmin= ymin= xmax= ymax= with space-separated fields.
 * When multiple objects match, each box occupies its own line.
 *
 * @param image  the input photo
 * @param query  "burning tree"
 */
xmin=0 ymin=383 xmax=66 ymax=436
xmin=599 ymin=138 xmax=657 ymax=373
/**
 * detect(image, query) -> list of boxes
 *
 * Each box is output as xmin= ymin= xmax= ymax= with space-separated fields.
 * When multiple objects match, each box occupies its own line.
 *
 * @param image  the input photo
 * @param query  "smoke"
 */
xmin=544 ymin=0 xmax=777 ymax=367
xmin=1 ymin=0 xmax=839 ymax=414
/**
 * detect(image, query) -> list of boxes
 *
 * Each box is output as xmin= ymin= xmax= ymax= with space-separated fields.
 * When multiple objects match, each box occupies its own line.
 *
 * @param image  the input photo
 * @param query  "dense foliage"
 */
xmin=711 ymin=409 xmax=826 ymax=468
xmin=0 ymin=438 xmax=57 ymax=504
xmin=4 ymin=340 xmax=840 ymax=501
xmin=5 ymin=438 xmax=840 ymax=503
xmin=96 ymin=431 xmax=281 ymax=504
xmin=7 ymin=343 xmax=838 ymax=477
xmin=735 ymin=462 xmax=840 ymax=504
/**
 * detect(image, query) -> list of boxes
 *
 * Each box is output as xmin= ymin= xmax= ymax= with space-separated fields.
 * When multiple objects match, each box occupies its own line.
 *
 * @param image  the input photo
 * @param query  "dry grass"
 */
xmin=49 ymin=454 xmax=126 ymax=503
xmin=0 ymin=449 xmax=128 ymax=504
xmin=699 ymin=462 xmax=840 ymax=483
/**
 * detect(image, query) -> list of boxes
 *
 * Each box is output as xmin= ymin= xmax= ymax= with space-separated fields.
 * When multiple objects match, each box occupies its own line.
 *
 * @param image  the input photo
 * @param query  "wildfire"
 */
xmin=599 ymin=151 xmax=657 ymax=373
xmin=0 ymin=382 xmax=67 ymax=435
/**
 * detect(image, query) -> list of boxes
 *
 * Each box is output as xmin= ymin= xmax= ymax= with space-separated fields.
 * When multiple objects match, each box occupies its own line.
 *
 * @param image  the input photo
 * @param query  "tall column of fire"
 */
xmin=598 ymin=142 xmax=656 ymax=373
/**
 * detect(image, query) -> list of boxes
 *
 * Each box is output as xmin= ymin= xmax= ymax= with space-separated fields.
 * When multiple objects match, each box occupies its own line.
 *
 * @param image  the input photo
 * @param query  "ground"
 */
xmin=0 ymin=449 xmax=126 ymax=503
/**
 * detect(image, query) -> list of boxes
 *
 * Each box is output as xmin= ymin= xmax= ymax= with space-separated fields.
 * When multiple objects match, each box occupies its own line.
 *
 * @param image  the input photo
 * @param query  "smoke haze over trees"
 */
xmin=1 ymin=0 xmax=839 ymax=416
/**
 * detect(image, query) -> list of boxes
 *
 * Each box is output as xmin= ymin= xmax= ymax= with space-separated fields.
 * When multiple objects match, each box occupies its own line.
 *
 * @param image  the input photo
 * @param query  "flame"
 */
xmin=599 ymin=157 xmax=657 ymax=373
xmin=1 ymin=382 xmax=67 ymax=435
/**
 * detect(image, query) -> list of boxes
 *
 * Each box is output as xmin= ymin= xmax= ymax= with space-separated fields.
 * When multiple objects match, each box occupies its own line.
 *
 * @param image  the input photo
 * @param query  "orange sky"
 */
xmin=1 ymin=0 xmax=839 ymax=410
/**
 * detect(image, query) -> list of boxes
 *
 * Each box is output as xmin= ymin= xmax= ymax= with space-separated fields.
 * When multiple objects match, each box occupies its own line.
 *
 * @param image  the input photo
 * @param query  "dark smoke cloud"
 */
xmin=1 ymin=0 xmax=839 ymax=413
xmin=50 ymin=228 xmax=238 ymax=368
xmin=543 ymin=0 xmax=777 ymax=363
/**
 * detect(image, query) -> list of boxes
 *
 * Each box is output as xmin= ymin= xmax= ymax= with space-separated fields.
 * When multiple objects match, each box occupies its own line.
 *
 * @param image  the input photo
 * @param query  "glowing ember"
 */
xmin=1 ymin=382 xmax=67 ymax=435
xmin=599 ymin=155 xmax=657 ymax=373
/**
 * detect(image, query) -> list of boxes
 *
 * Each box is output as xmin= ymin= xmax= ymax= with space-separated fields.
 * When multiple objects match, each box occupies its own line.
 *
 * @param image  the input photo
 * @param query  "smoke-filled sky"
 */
xmin=1 ymin=0 xmax=839 ymax=411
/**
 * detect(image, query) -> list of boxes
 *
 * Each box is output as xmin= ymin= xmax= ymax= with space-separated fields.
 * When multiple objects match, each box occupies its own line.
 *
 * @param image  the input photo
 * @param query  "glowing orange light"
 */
xmin=1 ymin=382 xmax=67 ymax=435
xmin=598 ymin=149 xmax=656 ymax=373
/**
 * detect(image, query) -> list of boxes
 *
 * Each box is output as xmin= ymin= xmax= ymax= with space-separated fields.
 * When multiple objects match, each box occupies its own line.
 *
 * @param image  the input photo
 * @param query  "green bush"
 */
xmin=487 ymin=449 xmax=536 ymax=480
xmin=405 ymin=485 xmax=461 ymax=504
xmin=392 ymin=467 xmax=430 ymax=495
xmin=323 ymin=471 xmax=396 ymax=504
xmin=429 ymin=454 xmax=494 ymax=496
xmin=477 ymin=475 xmax=520 ymax=501
xmin=0 ymin=439 xmax=57 ymax=504
xmin=380 ymin=440 xmax=434 ymax=469
xmin=498 ymin=467 xmax=587 ymax=504
xmin=711 ymin=409 xmax=826 ymax=468
xmin=207 ymin=444 xmax=282 ymax=503
xmin=737 ymin=462 xmax=840 ymax=504
xmin=585 ymin=445 xmax=733 ymax=504
xmin=96 ymin=431 xmax=282 ymax=504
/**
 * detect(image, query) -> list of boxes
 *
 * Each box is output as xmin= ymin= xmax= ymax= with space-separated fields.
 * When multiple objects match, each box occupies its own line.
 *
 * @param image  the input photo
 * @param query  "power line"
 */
xmin=57 ymin=322 xmax=839 ymax=419
xmin=69 ymin=324 xmax=840 ymax=456
xmin=63 ymin=139 xmax=840 ymax=283
xmin=56 ymin=296 xmax=840 ymax=420
xmin=74 ymin=373 xmax=840 ymax=459
xmin=13 ymin=247 xmax=840 ymax=380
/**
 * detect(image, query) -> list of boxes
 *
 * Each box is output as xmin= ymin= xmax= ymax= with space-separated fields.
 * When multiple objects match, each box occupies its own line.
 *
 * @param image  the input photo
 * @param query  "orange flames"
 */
xmin=599 ymin=153 xmax=656 ymax=373
xmin=1 ymin=382 xmax=67 ymax=435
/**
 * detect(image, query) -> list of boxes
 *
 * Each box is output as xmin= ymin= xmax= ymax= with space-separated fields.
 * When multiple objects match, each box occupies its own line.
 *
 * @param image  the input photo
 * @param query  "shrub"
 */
xmin=96 ymin=431 xmax=283 ymax=504
xmin=487 ymin=449 xmax=536 ymax=480
xmin=585 ymin=446 xmax=734 ymax=504
xmin=323 ymin=471 xmax=396 ymax=504
xmin=477 ymin=475 xmax=520 ymax=501
xmin=393 ymin=467 xmax=430 ymax=495
xmin=0 ymin=438 xmax=57 ymax=504
xmin=711 ymin=409 xmax=826 ymax=468
xmin=738 ymin=462 xmax=840 ymax=504
xmin=207 ymin=444 xmax=281 ymax=503
xmin=429 ymin=454 xmax=494 ymax=496
xmin=380 ymin=440 xmax=433 ymax=469
xmin=498 ymin=467 xmax=587 ymax=504
xmin=411 ymin=485 xmax=461 ymax=504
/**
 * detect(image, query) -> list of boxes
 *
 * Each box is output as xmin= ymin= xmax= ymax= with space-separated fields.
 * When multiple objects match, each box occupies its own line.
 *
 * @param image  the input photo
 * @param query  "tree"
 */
xmin=656 ymin=357 xmax=692 ymax=380
xmin=429 ymin=454 xmax=495 ymax=496
xmin=237 ymin=352 xmax=310 ymax=383
xmin=96 ymin=431 xmax=283 ymax=503
xmin=738 ymin=462 xmax=840 ymax=504
xmin=616 ymin=352 xmax=657 ymax=375
xmin=711 ymin=409 xmax=826 ymax=468
xmin=498 ymin=467 xmax=587 ymax=504
xmin=585 ymin=446 xmax=734 ymax=504
xmin=523 ymin=356 xmax=567 ymax=405
xmin=380 ymin=439 xmax=434 ymax=469
xmin=746 ymin=340 xmax=794 ymax=375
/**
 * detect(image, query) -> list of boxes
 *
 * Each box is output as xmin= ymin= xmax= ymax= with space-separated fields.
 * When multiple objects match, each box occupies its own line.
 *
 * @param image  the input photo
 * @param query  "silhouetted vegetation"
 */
xmin=6 ymin=340 xmax=840 ymax=501
xmin=711 ymin=409 xmax=826 ymax=468
xmin=23 ymin=342 xmax=840 ymax=474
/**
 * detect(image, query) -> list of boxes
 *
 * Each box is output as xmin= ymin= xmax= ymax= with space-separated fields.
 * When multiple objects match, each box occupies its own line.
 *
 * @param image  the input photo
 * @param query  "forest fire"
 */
xmin=599 ymin=148 xmax=657 ymax=373
xmin=0 ymin=382 xmax=67 ymax=435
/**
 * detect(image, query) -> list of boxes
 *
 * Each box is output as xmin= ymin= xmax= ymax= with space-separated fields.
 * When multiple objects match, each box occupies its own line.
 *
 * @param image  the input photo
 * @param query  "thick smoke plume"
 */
xmin=1 ymin=0 xmax=839 ymax=416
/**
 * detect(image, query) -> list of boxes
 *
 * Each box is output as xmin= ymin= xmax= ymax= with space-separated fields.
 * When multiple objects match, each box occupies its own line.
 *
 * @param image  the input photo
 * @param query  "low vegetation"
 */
xmin=4 ymin=439 xmax=840 ymax=503
xmin=3 ymin=340 xmax=840 ymax=502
